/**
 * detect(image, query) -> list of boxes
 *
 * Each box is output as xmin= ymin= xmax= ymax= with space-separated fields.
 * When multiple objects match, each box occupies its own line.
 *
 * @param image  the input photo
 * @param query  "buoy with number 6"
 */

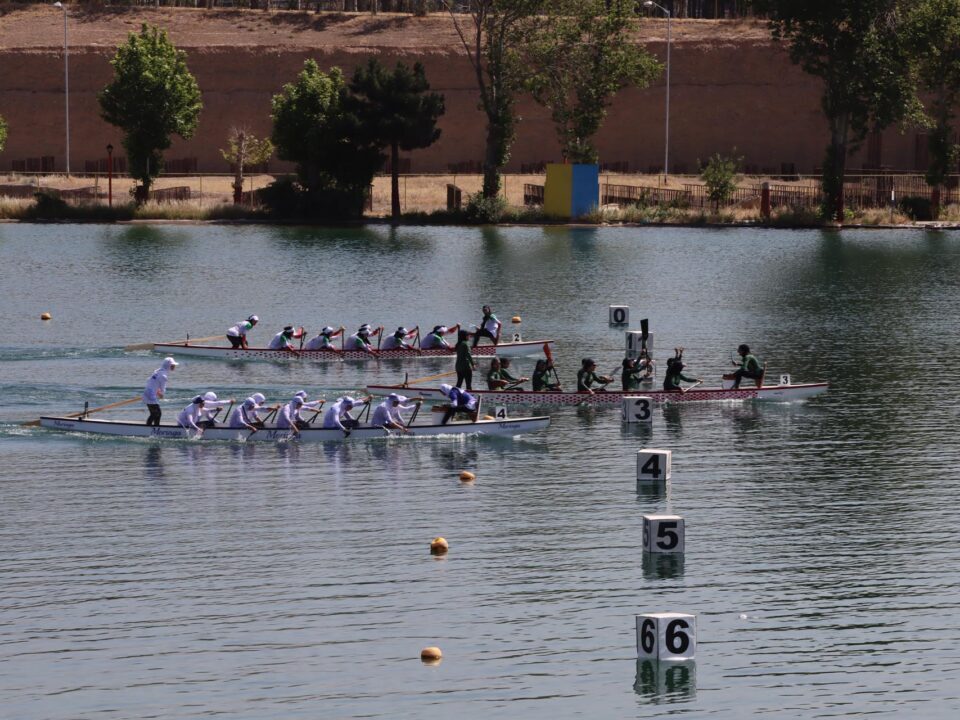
xmin=40 ymin=312 xmax=52 ymax=321
xmin=430 ymin=537 xmax=449 ymax=554
xmin=421 ymin=646 xmax=443 ymax=663
xmin=459 ymin=470 xmax=476 ymax=483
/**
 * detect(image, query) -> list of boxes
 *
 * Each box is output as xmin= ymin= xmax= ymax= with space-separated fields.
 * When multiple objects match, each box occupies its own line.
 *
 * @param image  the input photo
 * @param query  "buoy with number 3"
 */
xmin=430 ymin=537 xmax=449 ymax=554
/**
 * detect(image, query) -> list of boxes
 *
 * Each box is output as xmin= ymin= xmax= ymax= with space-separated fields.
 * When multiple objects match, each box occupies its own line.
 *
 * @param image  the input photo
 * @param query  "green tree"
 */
xmin=526 ymin=0 xmax=661 ymax=164
xmin=98 ymin=24 xmax=202 ymax=202
xmin=700 ymin=152 xmax=742 ymax=212
xmin=756 ymin=1 xmax=920 ymax=222
xmin=444 ymin=0 xmax=542 ymax=198
xmin=350 ymin=59 xmax=445 ymax=222
xmin=904 ymin=0 xmax=960 ymax=190
xmin=0 ymin=114 xmax=7 ymax=155
xmin=271 ymin=60 xmax=382 ymax=219
xmin=220 ymin=129 xmax=274 ymax=204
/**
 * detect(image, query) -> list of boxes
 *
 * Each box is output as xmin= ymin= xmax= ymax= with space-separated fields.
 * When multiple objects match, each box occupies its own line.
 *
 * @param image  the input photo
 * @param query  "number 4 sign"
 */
xmin=636 ymin=613 xmax=697 ymax=660
xmin=636 ymin=449 xmax=672 ymax=481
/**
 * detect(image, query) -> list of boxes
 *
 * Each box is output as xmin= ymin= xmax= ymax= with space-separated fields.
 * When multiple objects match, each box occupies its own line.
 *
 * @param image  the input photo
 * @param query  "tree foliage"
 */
xmin=526 ymin=0 xmax=661 ymax=164
xmin=349 ymin=59 xmax=445 ymax=222
xmin=444 ymin=0 xmax=542 ymax=198
xmin=220 ymin=129 xmax=273 ymax=204
xmin=271 ymin=60 xmax=382 ymax=219
xmin=700 ymin=152 xmax=742 ymax=212
xmin=756 ymin=0 xmax=920 ymax=221
xmin=903 ymin=0 xmax=960 ymax=188
xmin=98 ymin=24 xmax=202 ymax=200
xmin=0 ymin=114 xmax=7 ymax=155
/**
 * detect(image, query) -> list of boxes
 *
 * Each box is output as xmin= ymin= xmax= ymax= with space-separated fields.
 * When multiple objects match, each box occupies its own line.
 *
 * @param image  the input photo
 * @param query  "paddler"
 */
xmin=322 ymin=395 xmax=370 ymax=435
xmin=228 ymin=393 xmax=266 ymax=431
xmin=577 ymin=358 xmax=612 ymax=394
xmin=303 ymin=326 xmax=344 ymax=352
xmin=455 ymin=329 xmax=475 ymax=390
xmin=621 ymin=356 xmax=654 ymax=392
xmin=371 ymin=393 xmax=421 ymax=434
xmin=471 ymin=305 xmax=501 ymax=347
xmin=438 ymin=383 xmax=480 ymax=424
xmin=276 ymin=394 xmax=309 ymax=435
xmin=348 ymin=324 xmax=381 ymax=354
xmin=663 ymin=348 xmax=702 ymax=392
xmin=487 ymin=357 xmax=526 ymax=390
xmin=268 ymin=325 xmax=304 ymax=352
xmin=728 ymin=344 xmax=763 ymax=389
xmin=532 ymin=359 xmax=562 ymax=391
xmin=143 ymin=356 xmax=178 ymax=426
xmin=381 ymin=326 xmax=419 ymax=351
xmin=198 ymin=391 xmax=233 ymax=428
xmin=226 ymin=315 xmax=258 ymax=349
xmin=177 ymin=395 xmax=207 ymax=434
xmin=420 ymin=324 xmax=459 ymax=350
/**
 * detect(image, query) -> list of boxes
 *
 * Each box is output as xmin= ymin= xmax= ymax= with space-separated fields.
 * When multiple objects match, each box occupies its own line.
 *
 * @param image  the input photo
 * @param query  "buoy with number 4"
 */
xmin=40 ymin=312 xmax=52 ymax=321
xmin=430 ymin=537 xmax=449 ymax=554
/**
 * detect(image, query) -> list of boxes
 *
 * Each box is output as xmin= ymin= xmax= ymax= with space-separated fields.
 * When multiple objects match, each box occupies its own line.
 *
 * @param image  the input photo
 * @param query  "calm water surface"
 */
xmin=2 ymin=224 xmax=959 ymax=719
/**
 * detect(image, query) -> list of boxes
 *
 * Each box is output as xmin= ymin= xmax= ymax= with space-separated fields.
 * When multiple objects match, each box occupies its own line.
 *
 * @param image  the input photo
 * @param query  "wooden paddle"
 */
xmin=22 ymin=395 xmax=142 ymax=427
xmin=124 ymin=334 xmax=223 ymax=352
xmin=682 ymin=380 xmax=704 ymax=394
xmin=405 ymin=369 xmax=457 ymax=386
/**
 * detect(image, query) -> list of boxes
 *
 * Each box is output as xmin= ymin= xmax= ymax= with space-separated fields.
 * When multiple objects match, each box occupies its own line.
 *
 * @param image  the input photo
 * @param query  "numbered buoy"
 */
xmin=636 ymin=448 xmax=671 ymax=481
xmin=511 ymin=315 xmax=522 ymax=324
xmin=420 ymin=646 xmax=443 ymax=663
xmin=458 ymin=471 xmax=475 ymax=483
xmin=643 ymin=514 xmax=685 ymax=554
xmin=636 ymin=613 xmax=697 ymax=661
xmin=622 ymin=396 xmax=654 ymax=424
xmin=625 ymin=330 xmax=653 ymax=358
xmin=430 ymin=536 xmax=449 ymax=554
xmin=609 ymin=305 xmax=629 ymax=325
xmin=40 ymin=312 xmax=52 ymax=321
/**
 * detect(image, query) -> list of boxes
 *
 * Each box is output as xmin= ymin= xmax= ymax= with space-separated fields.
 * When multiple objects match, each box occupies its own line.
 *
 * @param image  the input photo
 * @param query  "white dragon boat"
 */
xmin=39 ymin=414 xmax=550 ymax=441
xmin=151 ymin=339 xmax=553 ymax=362
xmin=367 ymin=381 xmax=829 ymax=406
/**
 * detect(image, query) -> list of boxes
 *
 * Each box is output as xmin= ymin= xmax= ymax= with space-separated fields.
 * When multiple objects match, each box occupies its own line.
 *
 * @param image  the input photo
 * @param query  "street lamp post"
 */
xmin=106 ymin=144 xmax=113 ymax=207
xmin=53 ymin=2 xmax=70 ymax=175
xmin=644 ymin=0 xmax=671 ymax=184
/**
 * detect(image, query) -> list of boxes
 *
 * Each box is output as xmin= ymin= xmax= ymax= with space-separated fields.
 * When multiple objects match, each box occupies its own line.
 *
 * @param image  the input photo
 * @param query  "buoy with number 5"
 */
xmin=430 ymin=537 xmax=449 ymax=554
xmin=421 ymin=646 xmax=443 ymax=663
xmin=40 ymin=312 xmax=52 ymax=321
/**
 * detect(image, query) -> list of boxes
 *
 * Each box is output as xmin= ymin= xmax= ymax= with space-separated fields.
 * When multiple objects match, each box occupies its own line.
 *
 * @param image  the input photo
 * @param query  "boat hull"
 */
xmin=151 ymin=340 xmax=552 ymax=362
xmin=39 ymin=415 xmax=550 ymax=441
xmin=368 ymin=382 xmax=829 ymax=405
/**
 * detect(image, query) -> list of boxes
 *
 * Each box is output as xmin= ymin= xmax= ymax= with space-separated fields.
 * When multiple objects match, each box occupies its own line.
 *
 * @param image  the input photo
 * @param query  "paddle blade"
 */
xmin=640 ymin=318 xmax=649 ymax=339
xmin=543 ymin=343 xmax=553 ymax=362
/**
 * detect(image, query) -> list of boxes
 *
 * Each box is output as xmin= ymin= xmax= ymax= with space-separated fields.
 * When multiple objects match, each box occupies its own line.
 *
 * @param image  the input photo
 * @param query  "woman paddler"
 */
xmin=198 ymin=391 xmax=232 ymax=427
xmin=471 ymin=306 xmax=501 ymax=347
xmin=421 ymin=324 xmax=459 ymax=350
xmin=663 ymin=348 xmax=702 ymax=392
xmin=303 ymin=326 xmax=343 ymax=351
xmin=229 ymin=393 xmax=266 ymax=431
xmin=438 ymin=383 xmax=480 ymax=424
xmin=577 ymin=358 xmax=612 ymax=394
xmin=177 ymin=395 xmax=207 ymax=435
xmin=348 ymin=324 xmax=381 ymax=354
xmin=728 ymin=344 xmax=763 ymax=389
xmin=268 ymin=325 xmax=304 ymax=353
xmin=381 ymin=326 xmax=419 ymax=351
xmin=143 ymin=356 xmax=178 ymax=426
xmin=226 ymin=315 xmax=258 ymax=349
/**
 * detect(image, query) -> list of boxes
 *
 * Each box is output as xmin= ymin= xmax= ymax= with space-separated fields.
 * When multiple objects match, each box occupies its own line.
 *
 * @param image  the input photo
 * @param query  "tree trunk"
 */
xmin=823 ymin=113 xmax=848 ymax=224
xmin=391 ymin=141 xmax=401 ymax=223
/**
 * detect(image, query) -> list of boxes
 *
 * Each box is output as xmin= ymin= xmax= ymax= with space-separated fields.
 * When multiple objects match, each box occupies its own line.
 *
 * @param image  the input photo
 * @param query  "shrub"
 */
xmin=899 ymin=195 xmax=934 ymax=221
xmin=464 ymin=192 xmax=508 ymax=224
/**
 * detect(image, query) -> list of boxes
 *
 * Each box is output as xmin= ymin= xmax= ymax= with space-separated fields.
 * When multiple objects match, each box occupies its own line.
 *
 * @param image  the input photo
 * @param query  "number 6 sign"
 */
xmin=636 ymin=613 xmax=697 ymax=660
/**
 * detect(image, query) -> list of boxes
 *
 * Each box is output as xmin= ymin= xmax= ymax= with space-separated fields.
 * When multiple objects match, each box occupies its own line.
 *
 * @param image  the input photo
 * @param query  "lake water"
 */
xmin=2 ymin=223 xmax=960 ymax=719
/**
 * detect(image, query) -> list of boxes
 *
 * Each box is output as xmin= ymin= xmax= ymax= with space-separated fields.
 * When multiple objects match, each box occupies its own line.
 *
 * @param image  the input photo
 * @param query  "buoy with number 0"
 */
xmin=430 ymin=537 xmax=449 ymax=554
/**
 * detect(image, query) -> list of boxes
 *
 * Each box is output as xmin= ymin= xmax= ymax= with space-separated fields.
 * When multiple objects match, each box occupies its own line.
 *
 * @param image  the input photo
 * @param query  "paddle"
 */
xmin=640 ymin=318 xmax=649 ymax=353
xmin=405 ymin=369 xmax=457 ymax=386
xmin=124 ymin=334 xmax=223 ymax=352
xmin=682 ymin=380 xmax=704 ymax=394
xmin=543 ymin=343 xmax=562 ymax=387
xmin=22 ymin=395 xmax=143 ymax=427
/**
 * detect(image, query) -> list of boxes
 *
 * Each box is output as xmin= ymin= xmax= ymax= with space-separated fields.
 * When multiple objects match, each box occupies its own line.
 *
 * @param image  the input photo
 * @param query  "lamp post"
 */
xmin=644 ymin=0 xmax=671 ymax=184
xmin=53 ymin=2 xmax=70 ymax=176
xmin=106 ymin=144 xmax=113 ymax=207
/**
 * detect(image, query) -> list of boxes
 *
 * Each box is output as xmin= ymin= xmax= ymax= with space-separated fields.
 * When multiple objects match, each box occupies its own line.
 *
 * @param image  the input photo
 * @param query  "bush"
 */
xmin=29 ymin=192 xmax=71 ymax=219
xmin=899 ymin=195 xmax=934 ymax=221
xmin=464 ymin=192 xmax=508 ymax=224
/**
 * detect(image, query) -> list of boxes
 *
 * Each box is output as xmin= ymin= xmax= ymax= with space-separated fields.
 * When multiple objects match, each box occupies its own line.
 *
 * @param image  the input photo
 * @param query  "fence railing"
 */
xmin=523 ymin=183 xmax=544 ymax=206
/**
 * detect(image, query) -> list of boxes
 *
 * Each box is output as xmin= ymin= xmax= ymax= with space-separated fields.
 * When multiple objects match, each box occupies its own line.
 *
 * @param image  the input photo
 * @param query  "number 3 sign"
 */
xmin=636 ymin=613 xmax=697 ymax=660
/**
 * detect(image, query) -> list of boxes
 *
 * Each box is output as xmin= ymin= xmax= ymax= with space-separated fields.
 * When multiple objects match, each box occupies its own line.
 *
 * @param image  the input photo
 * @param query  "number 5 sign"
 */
xmin=643 ymin=514 xmax=685 ymax=553
xmin=636 ymin=613 xmax=697 ymax=660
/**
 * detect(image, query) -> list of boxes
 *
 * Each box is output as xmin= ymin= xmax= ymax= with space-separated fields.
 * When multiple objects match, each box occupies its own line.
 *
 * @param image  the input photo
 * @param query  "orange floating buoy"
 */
xmin=511 ymin=315 xmax=522 ymax=323
xmin=430 ymin=537 xmax=449 ymax=555
xmin=421 ymin=646 xmax=443 ymax=663
xmin=40 ymin=312 xmax=52 ymax=321
xmin=458 ymin=470 xmax=476 ymax=482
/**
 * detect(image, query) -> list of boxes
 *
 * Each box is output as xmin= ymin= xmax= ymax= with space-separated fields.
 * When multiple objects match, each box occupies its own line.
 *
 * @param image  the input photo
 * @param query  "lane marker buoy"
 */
xmin=459 ymin=470 xmax=476 ymax=482
xmin=40 ymin=312 xmax=52 ymax=321
xmin=511 ymin=315 xmax=522 ymax=324
xmin=421 ymin=646 xmax=442 ymax=663
xmin=430 ymin=537 xmax=449 ymax=555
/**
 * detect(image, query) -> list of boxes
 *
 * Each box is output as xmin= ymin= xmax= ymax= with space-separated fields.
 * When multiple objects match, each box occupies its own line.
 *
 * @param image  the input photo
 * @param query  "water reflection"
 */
xmin=636 ymin=479 xmax=669 ymax=503
xmin=641 ymin=552 xmax=685 ymax=581
xmin=633 ymin=659 xmax=697 ymax=703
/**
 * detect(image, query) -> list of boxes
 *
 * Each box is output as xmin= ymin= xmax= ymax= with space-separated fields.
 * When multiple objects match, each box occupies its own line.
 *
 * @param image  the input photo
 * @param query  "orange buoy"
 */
xmin=459 ymin=470 xmax=476 ymax=482
xmin=511 ymin=315 xmax=522 ymax=323
xmin=421 ymin=646 xmax=443 ymax=663
xmin=430 ymin=537 xmax=449 ymax=555
xmin=40 ymin=312 xmax=52 ymax=321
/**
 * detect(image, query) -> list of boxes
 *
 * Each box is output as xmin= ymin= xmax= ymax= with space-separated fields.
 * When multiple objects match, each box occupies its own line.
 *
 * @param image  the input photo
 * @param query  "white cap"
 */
xmin=192 ymin=395 xmax=204 ymax=404
xmin=439 ymin=384 xmax=453 ymax=394
xmin=294 ymin=390 xmax=307 ymax=399
xmin=163 ymin=356 xmax=179 ymax=369
xmin=252 ymin=392 xmax=266 ymax=405
xmin=292 ymin=396 xmax=304 ymax=405
xmin=248 ymin=315 xmax=259 ymax=323
xmin=342 ymin=396 xmax=356 ymax=407
xmin=397 ymin=327 xmax=408 ymax=334
xmin=358 ymin=324 xmax=371 ymax=333
xmin=388 ymin=393 xmax=408 ymax=403
xmin=322 ymin=326 xmax=334 ymax=334
xmin=203 ymin=391 xmax=218 ymax=402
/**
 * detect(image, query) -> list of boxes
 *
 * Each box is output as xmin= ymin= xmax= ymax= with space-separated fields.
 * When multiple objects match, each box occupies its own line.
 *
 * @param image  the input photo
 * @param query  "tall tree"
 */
xmin=271 ymin=60 xmax=382 ymax=218
xmin=756 ymin=1 xmax=919 ymax=222
xmin=903 ymin=0 xmax=960 ymax=190
xmin=0 ymin=114 xmax=7 ymax=155
xmin=220 ymin=129 xmax=274 ymax=205
xmin=98 ymin=25 xmax=202 ymax=203
xmin=443 ymin=0 xmax=542 ymax=198
xmin=526 ymin=0 xmax=662 ymax=164
xmin=350 ymin=59 xmax=445 ymax=222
